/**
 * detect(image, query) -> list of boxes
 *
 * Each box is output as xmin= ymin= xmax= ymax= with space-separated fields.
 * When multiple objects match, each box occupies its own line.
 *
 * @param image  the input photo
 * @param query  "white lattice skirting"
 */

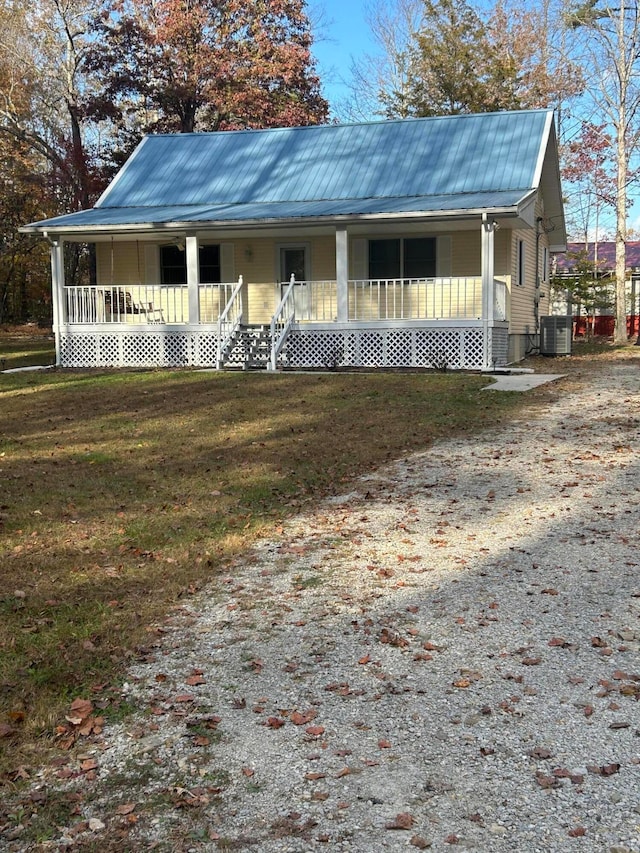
xmin=58 ymin=327 xmax=500 ymax=370
xmin=284 ymin=327 xmax=486 ymax=370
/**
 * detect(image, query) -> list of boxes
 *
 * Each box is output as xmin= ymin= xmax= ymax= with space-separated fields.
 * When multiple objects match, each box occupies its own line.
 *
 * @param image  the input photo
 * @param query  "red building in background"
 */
xmin=552 ymin=242 xmax=640 ymax=337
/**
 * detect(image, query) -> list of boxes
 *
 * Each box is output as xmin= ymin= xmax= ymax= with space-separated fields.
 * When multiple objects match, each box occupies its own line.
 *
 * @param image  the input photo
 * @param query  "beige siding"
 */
xmin=507 ymin=195 xmax=551 ymax=335
xmin=96 ymin=241 xmax=148 ymax=286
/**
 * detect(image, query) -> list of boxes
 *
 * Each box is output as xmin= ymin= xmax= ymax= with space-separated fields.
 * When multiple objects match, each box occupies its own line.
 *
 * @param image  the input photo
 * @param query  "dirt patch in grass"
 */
xmin=0 ymin=354 xmax=606 ymax=781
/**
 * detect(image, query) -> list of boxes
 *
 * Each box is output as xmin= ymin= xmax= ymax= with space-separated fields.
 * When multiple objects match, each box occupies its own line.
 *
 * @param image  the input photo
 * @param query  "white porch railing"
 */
xmin=64 ymin=285 xmax=188 ymax=324
xmin=270 ymin=275 xmax=296 ymax=370
xmin=293 ymin=280 xmax=338 ymax=322
xmin=199 ymin=281 xmax=244 ymax=324
xmin=216 ymin=277 xmax=243 ymax=368
xmin=348 ymin=277 xmax=484 ymax=321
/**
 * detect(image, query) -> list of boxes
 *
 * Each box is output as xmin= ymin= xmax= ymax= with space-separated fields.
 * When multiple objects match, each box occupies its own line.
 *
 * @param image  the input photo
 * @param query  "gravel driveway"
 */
xmin=26 ymin=355 xmax=640 ymax=852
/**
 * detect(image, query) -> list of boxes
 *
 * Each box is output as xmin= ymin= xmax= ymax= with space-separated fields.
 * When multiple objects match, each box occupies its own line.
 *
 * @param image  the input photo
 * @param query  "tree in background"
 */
xmin=85 ymin=0 xmax=328 ymax=171
xmin=566 ymin=0 xmax=640 ymax=342
xmin=347 ymin=0 xmax=583 ymax=120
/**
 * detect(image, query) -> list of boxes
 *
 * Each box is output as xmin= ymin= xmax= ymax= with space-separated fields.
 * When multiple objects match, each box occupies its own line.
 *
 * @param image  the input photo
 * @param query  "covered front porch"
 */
xmin=48 ymin=217 xmax=509 ymax=370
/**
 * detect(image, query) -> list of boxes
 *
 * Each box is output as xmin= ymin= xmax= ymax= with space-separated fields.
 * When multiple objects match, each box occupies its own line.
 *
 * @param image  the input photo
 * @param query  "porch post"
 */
xmin=49 ymin=238 xmax=65 ymax=367
xmin=336 ymin=226 xmax=349 ymax=322
xmin=481 ymin=215 xmax=496 ymax=369
xmin=185 ymin=233 xmax=199 ymax=324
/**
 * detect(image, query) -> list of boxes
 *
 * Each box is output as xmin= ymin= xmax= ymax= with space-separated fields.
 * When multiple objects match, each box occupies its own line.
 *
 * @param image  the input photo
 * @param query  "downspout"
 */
xmin=534 ymin=217 xmax=542 ymax=335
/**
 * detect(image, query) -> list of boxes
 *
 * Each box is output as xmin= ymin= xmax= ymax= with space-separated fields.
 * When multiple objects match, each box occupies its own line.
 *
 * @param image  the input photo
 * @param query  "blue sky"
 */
xmin=311 ymin=0 xmax=375 ymax=116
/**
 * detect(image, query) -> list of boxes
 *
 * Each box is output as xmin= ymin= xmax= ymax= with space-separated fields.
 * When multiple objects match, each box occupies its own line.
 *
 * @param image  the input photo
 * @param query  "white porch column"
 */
xmin=50 ymin=238 xmax=65 ymax=367
xmin=185 ymin=233 xmax=199 ymax=325
xmin=336 ymin=226 xmax=349 ymax=322
xmin=481 ymin=216 xmax=496 ymax=368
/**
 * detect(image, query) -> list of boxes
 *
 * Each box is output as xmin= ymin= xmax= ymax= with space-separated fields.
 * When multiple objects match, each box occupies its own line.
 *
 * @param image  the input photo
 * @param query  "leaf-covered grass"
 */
xmin=0 ymin=364 xmax=542 ymax=777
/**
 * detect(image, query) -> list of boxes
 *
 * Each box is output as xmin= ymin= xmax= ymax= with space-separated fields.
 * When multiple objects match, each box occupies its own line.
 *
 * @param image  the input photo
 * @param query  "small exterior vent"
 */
xmin=540 ymin=315 xmax=572 ymax=356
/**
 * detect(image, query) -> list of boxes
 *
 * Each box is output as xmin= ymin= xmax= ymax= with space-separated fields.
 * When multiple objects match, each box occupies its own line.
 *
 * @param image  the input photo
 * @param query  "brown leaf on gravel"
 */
xmin=115 ymin=803 xmax=136 ymax=815
xmin=378 ymin=739 xmax=392 ymax=749
xmin=185 ymin=674 xmax=206 ymax=686
xmin=548 ymin=637 xmax=571 ymax=648
xmin=266 ymin=717 xmax=285 ymax=729
xmin=305 ymin=725 xmax=325 ymax=737
xmin=541 ymin=588 xmax=559 ymax=595
xmin=444 ymin=834 xmax=460 ymax=844
xmin=587 ymin=763 xmax=620 ymax=776
xmin=568 ymin=827 xmax=586 ymax=837
xmin=241 ymin=767 xmax=255 ymax=777
xmin=336 ymin=767 xmax=351 ymax=778
xmin=231 ymin=697 xmax=246 ymax=709
xmin=522 ymin=657 xmax=542 ymax=666
xmin=304 ymin=772 xmax=325 ymax=781
xmin=174 ymin=694 xmax=195 ymax=703
xmin=591 ymin=636 xmax=607 ymax=647
xmin=410 ymin=834 xmax=431 ymax=848
xmin=358 ymin=654 xmax=371 ymax=665
xmin=290 ymin=710 xmax=316 ymax=726
xmin=385 ymin=812 xmax=414 ymax=830
xmin=535 ymin=773 xmax=560 ymax=789
xmin=528 ymin=747 xmax=553 ymax=760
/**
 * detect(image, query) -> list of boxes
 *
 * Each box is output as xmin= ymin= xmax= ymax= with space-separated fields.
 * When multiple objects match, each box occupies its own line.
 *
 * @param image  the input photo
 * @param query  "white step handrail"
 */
xmin=269 ymin=274 xmax=296 ymax=370
xmin=217 ymin=276 xmax=243 ymax=369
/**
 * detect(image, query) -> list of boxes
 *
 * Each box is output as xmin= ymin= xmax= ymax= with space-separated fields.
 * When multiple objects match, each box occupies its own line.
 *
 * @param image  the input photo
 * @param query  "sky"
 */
xmin=310 ymin=0 xmax=376 ymax=118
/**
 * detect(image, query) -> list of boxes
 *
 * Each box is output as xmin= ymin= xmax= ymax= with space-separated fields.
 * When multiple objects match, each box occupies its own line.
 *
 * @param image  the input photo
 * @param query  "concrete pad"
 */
xmin=482 ymin=373 xmax=566 ymax=391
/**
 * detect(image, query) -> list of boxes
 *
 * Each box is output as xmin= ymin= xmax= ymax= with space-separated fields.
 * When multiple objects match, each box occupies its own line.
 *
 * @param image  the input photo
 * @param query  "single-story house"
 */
xmin=21 ymin=109 xmax=566 ymax=370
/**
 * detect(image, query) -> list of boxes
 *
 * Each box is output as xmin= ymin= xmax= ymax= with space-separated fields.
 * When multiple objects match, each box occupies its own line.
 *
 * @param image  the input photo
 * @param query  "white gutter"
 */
xmin=20 ymin=204 xmax=526 ymax=239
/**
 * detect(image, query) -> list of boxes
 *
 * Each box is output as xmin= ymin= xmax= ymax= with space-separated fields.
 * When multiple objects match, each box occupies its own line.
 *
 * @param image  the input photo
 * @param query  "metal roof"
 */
xmin=23 ymin=110 xmax=563 ymax=235
xmin=554 ymin=242 xmax=640 ymax=272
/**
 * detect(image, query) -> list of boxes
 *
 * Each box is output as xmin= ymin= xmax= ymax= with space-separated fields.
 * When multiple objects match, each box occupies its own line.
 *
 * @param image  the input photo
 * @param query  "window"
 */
xmin=160 ymin=245 xmax=186 ymax=285
xmin=517 ymin=239 xmax=525 ymax=286
xmin=199 ymin=245 xmax=221 ymax=283
xmin=542 ymin=246 xmax=549 ymax=283
xmin=159 ymin=244 xmax=221 ymax=284
xmin=368 ymin=237 xmax=436 ymax=279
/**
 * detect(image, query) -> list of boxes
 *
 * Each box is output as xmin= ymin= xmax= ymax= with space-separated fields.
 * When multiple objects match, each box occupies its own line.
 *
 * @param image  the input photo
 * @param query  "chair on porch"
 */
xmin=104 ymin=290 xmax=164 ymax=322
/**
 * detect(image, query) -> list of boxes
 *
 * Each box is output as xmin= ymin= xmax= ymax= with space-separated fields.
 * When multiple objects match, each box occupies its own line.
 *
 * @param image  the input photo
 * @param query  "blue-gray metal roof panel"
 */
xmin=97 ymin=110 xmax=551 ymax=209
xmin=24 ymin=190 xmax=531 ymax=232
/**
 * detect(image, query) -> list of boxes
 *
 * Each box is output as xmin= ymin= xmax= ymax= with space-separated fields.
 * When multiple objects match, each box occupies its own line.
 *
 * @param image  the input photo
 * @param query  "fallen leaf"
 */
xmin=266 ymin=717 xmax=285 ymax=729
xmin=358 ymin=654 xmax=371 ymax=665
xmin=410 ymin=835 xmax=431 ymax=849
xmin=305 ymin=725 xmax=325 ymax=736
xmin=185 ymin=674 xmax=206 ymax=686
xmin=241 ymin=767 xmax=255 ymax=777
xmin=385 ymin=812 xmax=414 ymax=830
xmin=115 ymin=803 xmax=136 ymax=815
xmin=291 ymin=710 xmax=316 ymax=726
xmin=378 ymin=739 xmax=392 ymax=749
xmin=568 ymin=827 xmax=586 ymax=837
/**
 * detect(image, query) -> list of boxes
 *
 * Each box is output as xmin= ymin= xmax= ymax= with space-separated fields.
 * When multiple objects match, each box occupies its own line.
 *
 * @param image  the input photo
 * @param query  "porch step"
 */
xmin=221 ymin=324 xmax=275 ymax=370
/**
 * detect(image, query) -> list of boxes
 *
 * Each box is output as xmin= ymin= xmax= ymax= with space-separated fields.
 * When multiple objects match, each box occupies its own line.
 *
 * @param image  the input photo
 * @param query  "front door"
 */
xmin=279 ymin=245 xmax=310 ymax=319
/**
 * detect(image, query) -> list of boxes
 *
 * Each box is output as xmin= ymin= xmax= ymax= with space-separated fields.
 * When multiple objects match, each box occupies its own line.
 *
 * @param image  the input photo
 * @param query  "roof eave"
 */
xmin=20 ymin=204 xmax=526 ymax=239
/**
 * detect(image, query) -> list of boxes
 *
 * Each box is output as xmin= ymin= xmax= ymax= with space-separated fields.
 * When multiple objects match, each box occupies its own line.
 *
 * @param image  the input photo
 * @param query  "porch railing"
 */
xmin=293 ymin=280 xmax=338 ymax=322
xmin=216 ymin=277 xmax=243 ymax=369
xmin=270 ymin=275 xmax=296 ymax=370
xmin=349 ymin=277 xmax=484 ymax=321
xmin=64 ymin=284 xmax=188 ymax=324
